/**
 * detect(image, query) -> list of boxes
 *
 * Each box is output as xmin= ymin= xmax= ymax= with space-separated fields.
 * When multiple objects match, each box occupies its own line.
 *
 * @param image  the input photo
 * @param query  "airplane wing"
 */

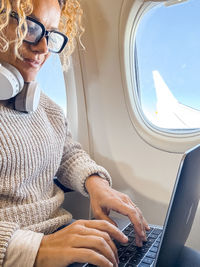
xmin=152 ymin=70 xmax=200 ymax=129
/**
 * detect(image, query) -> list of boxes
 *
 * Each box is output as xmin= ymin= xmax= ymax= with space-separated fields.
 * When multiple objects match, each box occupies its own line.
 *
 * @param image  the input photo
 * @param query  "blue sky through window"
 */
xmin=36 ymin=54 xmax=67 ymax=115
xmin=136 ymin=0 xmax=200 ymax=120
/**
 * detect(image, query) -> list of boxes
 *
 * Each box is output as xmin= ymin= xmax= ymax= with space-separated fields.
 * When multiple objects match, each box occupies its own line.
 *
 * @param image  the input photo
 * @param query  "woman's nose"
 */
xmin=30 ymin=37 xmax=49 ymax=54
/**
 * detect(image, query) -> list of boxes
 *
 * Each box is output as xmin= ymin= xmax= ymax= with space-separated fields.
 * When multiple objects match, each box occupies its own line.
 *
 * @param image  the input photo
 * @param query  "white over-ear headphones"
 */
xmin=0 ymin=62 xmax=41 ymax=112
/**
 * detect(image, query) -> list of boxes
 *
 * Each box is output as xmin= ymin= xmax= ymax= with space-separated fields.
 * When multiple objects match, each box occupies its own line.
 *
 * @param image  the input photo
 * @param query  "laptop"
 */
xmin=70 ymin=144 xmax=200 ymax=267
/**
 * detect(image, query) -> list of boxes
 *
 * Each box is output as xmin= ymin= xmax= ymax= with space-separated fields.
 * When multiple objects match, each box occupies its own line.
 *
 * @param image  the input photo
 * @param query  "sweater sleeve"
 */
xmin=56 ymin=120 xmax=112 ymax=196
xmin=3 ymin=229 xmax=43 ymax=267
xmin=0 ymin=222 xmax=19 ymax=266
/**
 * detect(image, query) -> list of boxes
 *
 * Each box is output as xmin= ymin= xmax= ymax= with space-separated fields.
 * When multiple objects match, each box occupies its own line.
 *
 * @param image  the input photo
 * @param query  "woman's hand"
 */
xmin=85 ymin=175 xmax=150 ymax=247
xmin=34 ymin=220 xmax=128 ymax=267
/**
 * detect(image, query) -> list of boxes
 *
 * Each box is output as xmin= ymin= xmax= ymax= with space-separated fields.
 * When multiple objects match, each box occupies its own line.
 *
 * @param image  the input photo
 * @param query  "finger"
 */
xmin=131 ymin=205 xmax=150 ymax=237
xmin=109 ymin=201 xmax=144 ymax=235
xmin=135 ymin=233 xmax=143 ymax=247
xmin=130 ymin=202 xmax=150 ymax=231
xmin=83 ymin=220 xmax=128 ymax=244
xmin=120 ymin=200 xmax=147 ymax=241
xmin=69 ymin=227 xmax=119 ymax=264
xmin=128 ymin=206 xmax=145 ymax=246
xmin=140 ymin=215 xmax=150 ymax=231
xmin=128 ymin=208 xmax=147 ymax=245
xmin=143 ymin=217 xmax=150 ymax=231
xmin=131 ymin=205 xmax=147 ymax=241
xmin=67 ymin=248 xmax=114 ymax=267
xmin=72 ymin=235 xmax=118 ymax=266
xmin=109 ymin=203 xmax=146 ymax=245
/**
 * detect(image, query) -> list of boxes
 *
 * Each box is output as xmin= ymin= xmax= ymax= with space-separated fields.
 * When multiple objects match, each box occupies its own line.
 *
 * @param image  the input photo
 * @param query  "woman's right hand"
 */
xmin=34 ymin=219 xmax=128 ymax=267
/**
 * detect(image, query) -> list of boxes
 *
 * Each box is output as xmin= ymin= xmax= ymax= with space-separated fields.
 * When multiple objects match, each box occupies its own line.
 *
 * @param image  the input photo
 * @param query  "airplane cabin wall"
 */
xmin=63 ymin=0 xmax=200 ymax=250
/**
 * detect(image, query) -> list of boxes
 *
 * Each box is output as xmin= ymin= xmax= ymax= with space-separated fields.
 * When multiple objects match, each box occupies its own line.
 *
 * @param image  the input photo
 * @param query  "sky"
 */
xmin=36 ymin=54 xmax=67 ymax=114
xmin=135 ymin=0 xmax=200 ymax=117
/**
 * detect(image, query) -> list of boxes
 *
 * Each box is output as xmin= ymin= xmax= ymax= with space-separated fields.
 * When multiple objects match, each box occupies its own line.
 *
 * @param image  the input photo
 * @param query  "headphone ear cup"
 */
xmin=15 ymin=81 xmax=41 ymax=112
xmin=0 ymin=61 xmax=40 ymax=112
xmin=0 ymin=62 xmax=24 ymax=100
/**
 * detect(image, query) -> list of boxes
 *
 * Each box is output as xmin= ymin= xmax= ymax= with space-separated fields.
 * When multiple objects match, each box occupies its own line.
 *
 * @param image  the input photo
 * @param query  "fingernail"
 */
xmin=123 ymin=235 xmax=128 ymax=242
xmin=122 ymin=231 xmax=128 ymax=239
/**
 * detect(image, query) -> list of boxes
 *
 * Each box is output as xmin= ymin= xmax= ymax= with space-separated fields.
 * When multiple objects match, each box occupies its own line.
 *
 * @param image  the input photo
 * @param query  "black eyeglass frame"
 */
xmin=10 ymin=11 xmax=68 ymax=54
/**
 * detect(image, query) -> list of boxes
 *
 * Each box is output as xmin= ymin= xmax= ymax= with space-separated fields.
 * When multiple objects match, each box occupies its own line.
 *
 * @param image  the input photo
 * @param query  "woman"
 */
xmin=0 ymin=0 xmax=149 ymax=266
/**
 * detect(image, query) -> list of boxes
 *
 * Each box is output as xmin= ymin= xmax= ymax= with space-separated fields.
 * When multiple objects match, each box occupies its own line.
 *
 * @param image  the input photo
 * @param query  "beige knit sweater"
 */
xmin=0 ymin=92 xmax=111 ymax=266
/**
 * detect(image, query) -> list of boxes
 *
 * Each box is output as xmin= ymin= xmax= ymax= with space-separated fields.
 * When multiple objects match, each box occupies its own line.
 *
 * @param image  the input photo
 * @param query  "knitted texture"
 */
xmin=0 ymin=92 xmax=111 ymax=266
xmin=0 ymin=222 xmax=19 ymax=266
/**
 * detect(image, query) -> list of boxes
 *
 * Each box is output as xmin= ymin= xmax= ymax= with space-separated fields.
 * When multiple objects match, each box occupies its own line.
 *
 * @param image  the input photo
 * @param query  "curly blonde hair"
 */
xmin=0 ymin=0 xmax=83 ymax=67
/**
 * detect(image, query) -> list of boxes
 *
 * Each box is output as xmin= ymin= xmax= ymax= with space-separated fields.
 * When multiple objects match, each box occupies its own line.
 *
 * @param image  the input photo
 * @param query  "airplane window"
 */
xmin=134 ymin=0 xmax=200 ymax=131
xmin=36 ymin=54 xmax=67 ymax=115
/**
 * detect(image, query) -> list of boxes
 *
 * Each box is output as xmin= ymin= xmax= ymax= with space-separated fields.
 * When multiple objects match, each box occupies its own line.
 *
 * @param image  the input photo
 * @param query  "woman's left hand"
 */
xmin=85 ymin=175 xmax=150 ymax=247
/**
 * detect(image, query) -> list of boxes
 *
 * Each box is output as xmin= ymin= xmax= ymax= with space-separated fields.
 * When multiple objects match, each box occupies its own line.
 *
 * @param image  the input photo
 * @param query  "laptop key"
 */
xmin=128 ymin=231 xmax=135 ymax=237
xmin=143 ymin=242 xmax=152 ymax=248
xmin=146 ymin=251 xmax=156 ymax=259
xmin=150 ymin=246 xmax=158 ymax=253
xmin=146 ymin=228 xmax=154 ymax=235
xmin=153 ymin=241 xmax=160 ymax=248
xmin=128 ymin=236 xmax=134 ymax=242
xmin=129 ymin=256 xmax=141 ymax=264
xmin=142 ymin=257 xmax=154 ymax=265
xmin=118 ymin=246 xmax=126 ymax=253
xmin=124 ymin=250 xmax=133 ymax=257
xmin=149 ymin=234 xmax=158 ymax=239
xmin=137 ymin=246 xmax=149 ymax=254
xmin=128 ymin=246 xmax=137 ymax=252
xmin=119 ymin=255 xmax=129 ymax=263
xmin=127 ymin=224 xmax=134 ymax=231
xmin=135 ymin=252 xmax=142 ymax=258
xmin=123 ymin=229 xmax=131 ymax=235
xmin=152 ymin=228 xmax=162 ymax=235
xmin=147 ymin=238 xmax=156 ymax=244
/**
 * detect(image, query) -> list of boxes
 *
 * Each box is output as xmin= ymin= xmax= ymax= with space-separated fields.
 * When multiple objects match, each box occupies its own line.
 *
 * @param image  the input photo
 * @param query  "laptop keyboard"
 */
xmin=74 ymin=223 xmax=163 ymax=267
xmin=114 ymin=223 xmax=163 ymax=267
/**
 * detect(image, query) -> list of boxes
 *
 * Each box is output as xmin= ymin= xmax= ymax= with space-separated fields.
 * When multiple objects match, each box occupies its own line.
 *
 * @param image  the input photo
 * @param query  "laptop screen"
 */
xmin=155 ymin=144 xmax=200 ymax=267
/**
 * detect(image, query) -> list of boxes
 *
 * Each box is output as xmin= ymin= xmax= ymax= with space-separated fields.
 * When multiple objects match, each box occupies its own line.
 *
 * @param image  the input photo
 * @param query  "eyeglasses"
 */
xmin=10 ymin=11 xmax=68 ymax=54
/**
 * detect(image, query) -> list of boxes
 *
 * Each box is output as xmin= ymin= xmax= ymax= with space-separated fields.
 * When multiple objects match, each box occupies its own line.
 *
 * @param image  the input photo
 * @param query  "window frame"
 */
xmin=119 ymin=0 xmax=200 ymax=153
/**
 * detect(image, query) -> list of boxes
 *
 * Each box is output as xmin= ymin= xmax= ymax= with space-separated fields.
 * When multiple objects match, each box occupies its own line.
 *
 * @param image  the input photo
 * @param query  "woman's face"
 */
xmin=0 ymin=0 xmax=61 ymax=82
